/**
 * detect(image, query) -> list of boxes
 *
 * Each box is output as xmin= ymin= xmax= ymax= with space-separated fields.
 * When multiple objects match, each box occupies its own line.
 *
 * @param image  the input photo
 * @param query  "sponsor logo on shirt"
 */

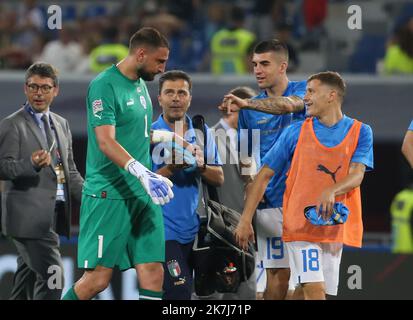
xmin=126 ymin=98 xmax=134 ymax=106
xmin=261 ymin=129 xmax=280 ymax=135
xmin=92 ymin=99 xmax=103 ymax=119
xmin=173 ymin=277 xmax=186 ymax=286
xmin=317 ymin=164 xmax=342 ymax=183
xmin=257 ymin=118 xmax=269 ymax=125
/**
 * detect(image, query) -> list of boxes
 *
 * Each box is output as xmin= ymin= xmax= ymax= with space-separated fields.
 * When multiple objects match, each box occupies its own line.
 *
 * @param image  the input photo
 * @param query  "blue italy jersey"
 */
xmin=262 ymin=116 xmax=374 ymax=188
xmin=409 ymin=120 xmax=413 ymax=131
xmin=238 ymin=80 xmax=306 ymax=208
xmin=151 ymin=114 xmax=222 ymax=244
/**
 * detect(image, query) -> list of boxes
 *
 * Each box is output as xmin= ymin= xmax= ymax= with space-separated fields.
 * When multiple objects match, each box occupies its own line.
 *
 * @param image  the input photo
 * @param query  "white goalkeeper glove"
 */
xmin=125 ymin=159 xmax=174 ymax=205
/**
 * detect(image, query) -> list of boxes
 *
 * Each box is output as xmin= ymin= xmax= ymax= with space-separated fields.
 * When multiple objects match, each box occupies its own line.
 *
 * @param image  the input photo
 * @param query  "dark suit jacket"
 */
xmin=0 ymin=107 xmax=83 ymax=239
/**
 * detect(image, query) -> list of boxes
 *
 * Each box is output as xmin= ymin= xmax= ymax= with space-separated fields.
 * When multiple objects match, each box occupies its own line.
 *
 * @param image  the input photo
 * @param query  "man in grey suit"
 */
xmin=213 ymin=86 xmax=257 ymax=214
xmin=192 ymin=87 xmax=256 ymax=300
xmin=0 ymin=62 xmax=83 ymax=300
xmin=207 ymin=86 xmax=258 ymax=300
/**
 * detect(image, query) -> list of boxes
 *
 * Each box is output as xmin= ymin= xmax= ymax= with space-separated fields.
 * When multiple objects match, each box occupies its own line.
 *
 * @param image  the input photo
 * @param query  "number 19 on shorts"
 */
xmin=266 ymin=237 xmax=284 ymax=260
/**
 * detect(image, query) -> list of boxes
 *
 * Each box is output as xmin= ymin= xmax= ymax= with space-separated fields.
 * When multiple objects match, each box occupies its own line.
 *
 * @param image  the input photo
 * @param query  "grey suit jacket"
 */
xmin=212 ymin=120 xmax=244 ymax=213
xmin=0 ymin=107 xmax=83 ymax=239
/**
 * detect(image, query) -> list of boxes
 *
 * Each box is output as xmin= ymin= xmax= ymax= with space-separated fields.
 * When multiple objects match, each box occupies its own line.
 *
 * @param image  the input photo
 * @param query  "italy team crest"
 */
xmin=167 ymin=260 xmax=181 ymax=277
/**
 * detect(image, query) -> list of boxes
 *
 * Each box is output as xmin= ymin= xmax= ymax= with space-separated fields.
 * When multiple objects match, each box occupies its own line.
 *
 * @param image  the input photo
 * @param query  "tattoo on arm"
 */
xmin=246 ymin=96 xmax=304 ymax=115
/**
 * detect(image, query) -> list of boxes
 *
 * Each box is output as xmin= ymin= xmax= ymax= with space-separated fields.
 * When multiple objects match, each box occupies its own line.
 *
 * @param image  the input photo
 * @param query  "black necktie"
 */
xmin=41 ymin=114 xmax=57 ymax=165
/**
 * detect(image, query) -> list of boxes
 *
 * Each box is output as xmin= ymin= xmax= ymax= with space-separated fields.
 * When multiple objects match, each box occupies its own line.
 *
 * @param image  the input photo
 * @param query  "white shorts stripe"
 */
xmin=98 ymin=235 xmax=104 ymax=258
xmin=139 ymin=295 xmax=162 ymax=300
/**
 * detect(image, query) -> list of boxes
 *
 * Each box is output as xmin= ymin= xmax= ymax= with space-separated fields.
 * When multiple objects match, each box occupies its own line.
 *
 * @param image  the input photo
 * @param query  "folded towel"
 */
xmin=304 ymin=202 xmax=349 ymax=226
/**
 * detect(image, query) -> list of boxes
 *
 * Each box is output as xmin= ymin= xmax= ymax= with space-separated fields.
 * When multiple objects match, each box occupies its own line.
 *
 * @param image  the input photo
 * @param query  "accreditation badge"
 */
xmin=54 ymin=163 xmax=66 ymax=184
xmin=54 ymin=163 xmax=66 ymax=200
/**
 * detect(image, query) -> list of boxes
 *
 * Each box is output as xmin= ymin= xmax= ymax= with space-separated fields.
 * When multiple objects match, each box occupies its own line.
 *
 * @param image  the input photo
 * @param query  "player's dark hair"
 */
xmin=25 ymin=62 xmax=59 ymax=86
xmin=308 ymin=71 xmax=346 ymax=100
xmin=158 ymin=70 xmax=192 ymax=94
xmin=129 ymin=27 xmax=169 ymax=52
xmin=253 ymin=39 xmax=289 ymax=61
xmin=229 ymin=86 xmax=256 ymax=99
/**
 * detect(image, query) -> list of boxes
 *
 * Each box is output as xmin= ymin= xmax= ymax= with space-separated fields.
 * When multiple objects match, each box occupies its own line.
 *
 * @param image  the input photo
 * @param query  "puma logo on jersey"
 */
xmin=317 ymin=164 xmax=341 ymax=183
xmin=257 ymin=118 xmax=269 ymax=125
xmin=126 ymin=98 xmax=134 ymax=106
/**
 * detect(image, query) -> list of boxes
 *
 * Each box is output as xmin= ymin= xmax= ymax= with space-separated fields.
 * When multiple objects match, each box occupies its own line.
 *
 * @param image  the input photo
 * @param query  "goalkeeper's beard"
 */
xmin=136 ymin=66 xmax=156 ymax=81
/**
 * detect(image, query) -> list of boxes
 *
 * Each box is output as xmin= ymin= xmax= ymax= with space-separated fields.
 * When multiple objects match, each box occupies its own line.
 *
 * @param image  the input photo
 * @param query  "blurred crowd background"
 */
xmin=0 ymin=0 xmax=412 ymax=236
xmin=0 ymin=0 xmax=413 ymax=75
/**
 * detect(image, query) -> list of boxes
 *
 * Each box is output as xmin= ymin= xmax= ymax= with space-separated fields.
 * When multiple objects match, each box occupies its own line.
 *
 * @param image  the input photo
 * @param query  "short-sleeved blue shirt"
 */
xmin=238 ymin=80 xmax=307 ymax=208
xmin=151 ymin=114 xmax=222 ymax=244
xmin=262 ymin=116 xmax=374 ymax=204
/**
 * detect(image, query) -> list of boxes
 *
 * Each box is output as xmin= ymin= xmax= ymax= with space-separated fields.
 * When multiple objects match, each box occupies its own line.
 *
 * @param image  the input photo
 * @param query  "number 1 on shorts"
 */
xmin=98 ymin=235 xmax=104 ymax=258
xmin=144 ymin=115 xmax=148 ymax=138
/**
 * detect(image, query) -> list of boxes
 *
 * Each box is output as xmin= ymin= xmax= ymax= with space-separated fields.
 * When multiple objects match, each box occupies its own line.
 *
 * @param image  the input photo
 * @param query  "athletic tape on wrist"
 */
xmin=124 ymin=158 xmax=135 ymax=171
xmin=152 ymin=130 xmax=174 ymax=143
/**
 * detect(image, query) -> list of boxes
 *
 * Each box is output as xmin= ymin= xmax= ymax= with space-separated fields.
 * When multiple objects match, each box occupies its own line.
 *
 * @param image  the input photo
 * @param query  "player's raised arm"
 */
xmin=220 ymin=94 xmax=304 ymax=115
xmin=243 ymin=95 xmax=304 ymax=114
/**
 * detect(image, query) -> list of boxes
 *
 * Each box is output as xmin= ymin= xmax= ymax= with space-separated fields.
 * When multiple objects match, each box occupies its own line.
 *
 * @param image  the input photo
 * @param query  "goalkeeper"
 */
xmin=63 ymin=28 xmax=172 ymax=300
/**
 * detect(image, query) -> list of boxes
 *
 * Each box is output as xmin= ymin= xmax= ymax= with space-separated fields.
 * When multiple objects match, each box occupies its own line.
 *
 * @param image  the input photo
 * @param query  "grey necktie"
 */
xmin=41 ymin=114 xmax=57 ymax=165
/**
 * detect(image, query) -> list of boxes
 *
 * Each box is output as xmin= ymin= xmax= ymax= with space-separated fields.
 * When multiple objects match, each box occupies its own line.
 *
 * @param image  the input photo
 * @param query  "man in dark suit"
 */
xmin=0 ymin=62 xmax=83 ymax=300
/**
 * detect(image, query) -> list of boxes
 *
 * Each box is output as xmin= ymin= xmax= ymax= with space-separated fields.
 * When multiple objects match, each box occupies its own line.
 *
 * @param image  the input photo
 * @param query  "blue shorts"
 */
xmin=163 ymin=240 xmax=194 ymax=300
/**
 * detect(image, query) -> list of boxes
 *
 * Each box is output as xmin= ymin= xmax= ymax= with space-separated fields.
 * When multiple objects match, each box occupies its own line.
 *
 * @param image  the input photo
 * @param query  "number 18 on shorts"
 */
xmin=286 ymin=241 xmax=343 ymax=296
